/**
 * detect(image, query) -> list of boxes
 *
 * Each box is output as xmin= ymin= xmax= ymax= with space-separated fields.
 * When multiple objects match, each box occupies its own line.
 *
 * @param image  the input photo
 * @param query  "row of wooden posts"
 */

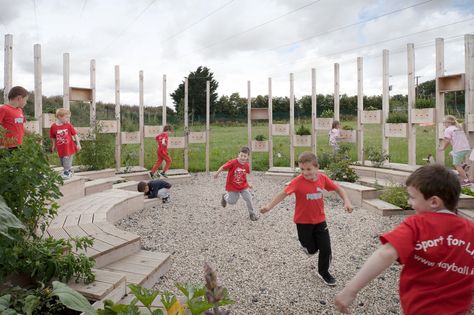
xmin=3 ymin=34 xmax=474 ymax=172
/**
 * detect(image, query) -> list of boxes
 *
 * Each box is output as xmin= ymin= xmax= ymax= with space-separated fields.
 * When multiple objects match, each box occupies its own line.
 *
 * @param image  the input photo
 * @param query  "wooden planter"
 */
xmin=384 ymin=123 xmax=407 ymax=138
xmin=189 ymin=132 xmax=206 ymax=144
xmin=293 ymin=135 xmax=312 ymax=147
xmin=144 ymin=125 xmax=163 ymax=138
xmin=361 ymin=110 xmax=382 ymax=124
xmin=120 ymin=131 xmax=140 ymax=144
xmin=76 ymin=127 xmax=95 ymax=140
xmin=24 ymin=120 xmax=40 ymax=133
xmin=168 ymin=137 xmax=185 ymax=149
xmin=272 ymin=124 xmax=289 ymax=136
xmin=98 ymin=120 xmax=117 ymax=133
xmin=251 ymin=140 xmax=269 ymax=152
xmin=411 ymin=108 xmax=435 ymax=124
xmin=339 ymin=130 xmax=356 ymax=143
xmin=315 ymin=118 xmax=333 ymax=130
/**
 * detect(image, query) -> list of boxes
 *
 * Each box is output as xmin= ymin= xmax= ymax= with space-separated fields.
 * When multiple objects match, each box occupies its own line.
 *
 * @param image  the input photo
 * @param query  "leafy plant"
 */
xmin=76 ymin=123 xmax=114 ymax=170
xmin=317 ymin=152 xmax=332 ymax=170
xmin=342 ymin=125 xmax=353 ymax=130
xmin=326 ymin=160 xmax=358 ymax=182
xmin=320 ymin=109 xmax=334 ymax=118
xmin=461 ymin=186 xmax=474 ymax=197
xmin=254 ymin=134 xmax=266 ymax=141
xmin=380 ymin=185 xmax=411 ymax=210
xmin=386 ymin=112 xmax=408 ymax=123
xmin=364 ymin=145 xmax=390 ymax=167
xmin=123 ymin=146 xmax=138 ymax=173
xmin=295 ymin=125 xmax=311 ymax=136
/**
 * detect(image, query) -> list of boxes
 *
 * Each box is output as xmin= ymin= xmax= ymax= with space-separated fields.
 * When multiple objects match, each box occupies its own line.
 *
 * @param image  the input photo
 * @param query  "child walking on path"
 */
xmin=335 ymin=164 xmax=474 ymax=315
xmin=137 ymin=179 xmax=172 ymax=203
xmin=50 ymin=108 xmax=81 ymax=179
xmin=260 ymin=151 xmax=353 ymax=286
xmin=329 ymin=120 xmax=341 ymax=155
xmin=0 ymin=86 xmax=29 ymax=149
xmin=214 ymin=146 xmax=259 ymax=221
xmin=438 ymin=115 xmax=471 ymax=186
xmin=151 ymin=125 xmax=172 ymax=178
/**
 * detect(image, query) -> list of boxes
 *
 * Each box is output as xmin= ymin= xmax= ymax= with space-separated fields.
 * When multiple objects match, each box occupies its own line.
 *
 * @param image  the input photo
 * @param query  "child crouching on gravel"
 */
xmin=138 ymin=179 xmax=172 ymax=203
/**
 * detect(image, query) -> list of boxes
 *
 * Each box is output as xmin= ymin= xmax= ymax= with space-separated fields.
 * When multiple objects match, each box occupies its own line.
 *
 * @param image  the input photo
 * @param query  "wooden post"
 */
xmin=357 ymin=57 xmax=364 ymax=163
xmin=247 ymin=80 xmax=252 ymax=171
xmin=63 ymin=53 xmax=70 ymax=110
xmin=311 ymin=68 xmax=317 ymax=154
xmin=268 ymin=77 xmax=273 ymax=168
xmin=4 ymin=34 xmax=12 ymax=103
xmin=435 ymin=38 xmax=445 ymax=164
xmin=184 ymin=77 xmax=189 ymax=171
xmin=407 ymin=43 xmax=416 ymax=165
xmin=139 ymin=70 xmax=144 ymax=167
xmin=115 ymin=65 xmax=121 ymax=171
xmin=90 ymin=59 xmax=96 ymax=126
xmin=290 ymin=73 xmax=295 ymax=170
xmin=465 ymin=35 xmax=474 ymax=146
xmin=206 ymin=80 xmax=210 ymax=174
xmin=34 ymin=44 xmax=43 ymax=134
xmin=162 ymin=74 xmax=167 ymax=126
xmin=382 ymin=49 xmax=390 ymax=156
xmin=334 ymin=63 xmax=340 ymax=121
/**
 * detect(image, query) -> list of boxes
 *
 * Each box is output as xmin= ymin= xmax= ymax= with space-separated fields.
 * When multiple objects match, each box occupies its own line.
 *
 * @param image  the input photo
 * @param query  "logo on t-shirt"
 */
xmin=56 ymin=128 xmax=70 ymax=145
xmin=14 ymin=117 xmax=23 ymax=124
xmin=233 ymin=167 xmax=246 ymax=185
xmin=306 ymin=187 xmax=323 ymax=200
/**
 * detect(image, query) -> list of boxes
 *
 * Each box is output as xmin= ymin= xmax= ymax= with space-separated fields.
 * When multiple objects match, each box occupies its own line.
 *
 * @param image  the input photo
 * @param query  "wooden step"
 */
xmin=336 ymin=181 xmax=381 ymax=207
xmin=67 ymin=269 xmax=126 ymax=301
xmin=164 ymin=173 xmax=192 ymax=183
xmin=102 ymin=250 xmax=172 ymax=290
xmin=458 ymin=209 xmax=474 ymax=221
xmin=84 ymin=177 xmax=127 ymax=196
xmin=362 ymin=198 xmax=415 ymax=216
xmin=58 ymin=176 xmax=86 ymax=206
xmin=358 ymin=176 xmax=393 ymax=188
xmin=113 ymin=180 xmax=139 ymax=191
xmin=458 ymin=194 xmax=474 ymax=209
xmin=75 ymin=168 xmax=116 ymax=180
xmin=120 ymin=171 xmax=151 ymax=181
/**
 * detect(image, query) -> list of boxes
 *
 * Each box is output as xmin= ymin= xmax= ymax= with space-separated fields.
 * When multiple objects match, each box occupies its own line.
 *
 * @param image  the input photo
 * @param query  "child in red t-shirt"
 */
xmin=151 ymin=125 xmax=172 ymax=178
xmin=335 ymin=164 xmax=474 ymax=315
xmin=0 ymin=86 xmax=29 ymax=149
xmin=214 ymin=146 xmax=258 ymax=221
xmin=50 ymin=108 xmax=81 ymax=179
xmin=260 ymin=151 xmax=353 ymax=286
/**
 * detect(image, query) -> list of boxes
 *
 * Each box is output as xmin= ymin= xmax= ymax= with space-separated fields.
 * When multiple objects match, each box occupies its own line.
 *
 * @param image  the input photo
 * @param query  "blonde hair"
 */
xmin=443 ymin=115 xmax=465 ymax=131
xmin=56 ymin=108 xmax=71 ymax=118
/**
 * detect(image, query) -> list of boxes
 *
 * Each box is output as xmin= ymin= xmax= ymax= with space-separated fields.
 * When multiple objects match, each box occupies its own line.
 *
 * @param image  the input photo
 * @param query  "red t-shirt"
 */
xmin=49 ymin=123 xmax=77 ymax=157
xmin=223 ymin=159 xmax=250 ymax=192
xmin=0 ymin=104 xmax=26 ymax=147
xmin=156 ymin=132 xmax=168 ymax=154
xmin=284 ymin=173 xmax=338 ymax=224
xmin=381 ymin=212 xmax=474 ymax=315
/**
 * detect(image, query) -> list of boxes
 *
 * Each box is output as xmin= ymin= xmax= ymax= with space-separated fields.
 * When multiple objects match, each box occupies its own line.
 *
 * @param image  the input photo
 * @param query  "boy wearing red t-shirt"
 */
xmin=50 ymin=108 xmax=81 ymax=179
xmin=336 ymin=164 xmax=474 ymax=315
xmin=260 ymin=151 xmax=353 ymax=286
xmin=214 ymin=146 xmax=258 ymax=221
xmin=0 ymin=86 xmax=29 ymax=149
xmin=151 ymin=125 xmax=172 ymax=178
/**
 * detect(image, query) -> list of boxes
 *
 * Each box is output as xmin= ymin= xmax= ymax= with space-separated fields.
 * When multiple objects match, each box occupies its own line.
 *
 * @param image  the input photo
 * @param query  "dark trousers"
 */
xmin=296 ymin=221 xmax=332 ymax=274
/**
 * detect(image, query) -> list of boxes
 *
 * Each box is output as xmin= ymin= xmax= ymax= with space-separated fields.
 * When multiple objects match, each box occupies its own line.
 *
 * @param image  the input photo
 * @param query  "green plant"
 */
xmin=380 ymin=185 xmax=411 ymax=209
xmin=326 ymin=160 xmax=358 ymax=182
xmin=123 ymin=146 xmax=138 ymax=173
xmin=295 ymin=125 xmax=311 ymax=136
xmin=342 ymin=125 xmax=353 ymax=130
xmin=386 ymin=112 xmax=408 ymax=123
xmin=364 ymin=145 xmax=390 ymax=167
xmin=254 ymin=134 xmax=266 ymax=141
xmin=76 ymin=124 xmax=115 ymax=170
xmin=320 ymin=109 xmax=334 ymax=118
xmin=317 ymin=152 xmax=332 ymax=170
xmin=461 ymin=186 xmax=474 ymax=197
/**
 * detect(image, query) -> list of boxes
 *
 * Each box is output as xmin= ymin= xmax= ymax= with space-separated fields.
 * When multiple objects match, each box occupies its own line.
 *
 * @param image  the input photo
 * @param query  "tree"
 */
xmin=171 ymin=66 xmax=218 ymax=124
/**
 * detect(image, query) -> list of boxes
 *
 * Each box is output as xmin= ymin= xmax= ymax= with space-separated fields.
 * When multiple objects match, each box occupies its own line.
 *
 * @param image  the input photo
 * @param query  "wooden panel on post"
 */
xmin=24 ymin=120 xmax=40 ymax=133
xmin=42 ymin=113 xmax=56 ymax=127
xmin=168 ymin=137 xmax=185 ymax=149
xmin=361 ymin=110 xmax=382 ymax=124
xmin=120 ymin=132 xmax=140 ymax=144
xmin=411 ymin=108 xmax=435 ymax=124
xmin=69 ymin=87 xmax=93 ymax=102
xmin=438 ymin=74 xmax=465 ymax=93
xmin=250 ymin=108 xmax=269 ymax=120
xmin=467 ymin=114 xmax=474 ymax=132
xmin=293 ymin=135 xmax=312 ymax=147
xmin=272 ymin=124 xmax=289 ymax=136
xmin=189 ymin=132 xmax=206 ymax=144
xmin=251 ymin=140 xmax=269 ymax=152
xmin=340 ymin=130 xmax=356 ymax=143
xmin=75 ymin=127 xmax=95 ymax=140
xmin=384 ymin=123 xmax=407 ymax=138
xmin=144 ymin=125 xmax=163 ymax=138
xmin=315 ymin=118 xmax=333 ymax=130
xmin=97 ymin=120 xmax=118 ymax=133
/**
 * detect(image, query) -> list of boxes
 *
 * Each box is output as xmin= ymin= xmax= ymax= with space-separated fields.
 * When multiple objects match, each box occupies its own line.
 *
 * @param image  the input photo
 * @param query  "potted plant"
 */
xmin=385 ymin=112 xmax=408 ymax=137
xmin=294 ymin=125 xmax=311 ymax=147
xmin=252 ymin=134 xmax=269 ymax=152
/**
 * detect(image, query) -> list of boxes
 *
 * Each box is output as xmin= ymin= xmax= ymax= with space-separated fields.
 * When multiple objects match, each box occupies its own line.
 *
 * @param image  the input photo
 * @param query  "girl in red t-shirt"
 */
xmin=151 ymin=125 xmax=172 ymax=178
xmin=50 ymin=108 xmax=81 ymax=179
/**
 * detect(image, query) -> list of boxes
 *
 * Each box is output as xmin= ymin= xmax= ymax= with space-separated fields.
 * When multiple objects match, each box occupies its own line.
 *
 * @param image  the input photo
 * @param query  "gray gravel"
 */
xmin=117 ymin=172 xmax=405 ymax=314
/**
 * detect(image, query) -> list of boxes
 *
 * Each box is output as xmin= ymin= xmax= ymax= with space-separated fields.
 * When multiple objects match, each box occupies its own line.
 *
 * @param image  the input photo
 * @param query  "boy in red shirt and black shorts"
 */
xmin=0 ymin=86 xmax=29 ymax=150
xmin=336 ymin=164 xmax=474 ymax=315
xmin=214 ymin=146 xmax=259 ymax=221
xmin=260 ymin=151 xmax=353 ymax=286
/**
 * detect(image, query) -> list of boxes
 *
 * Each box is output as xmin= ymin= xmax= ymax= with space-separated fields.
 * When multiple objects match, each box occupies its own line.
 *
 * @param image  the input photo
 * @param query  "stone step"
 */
xmin=362 ymin=198 xmax=415 ymax=216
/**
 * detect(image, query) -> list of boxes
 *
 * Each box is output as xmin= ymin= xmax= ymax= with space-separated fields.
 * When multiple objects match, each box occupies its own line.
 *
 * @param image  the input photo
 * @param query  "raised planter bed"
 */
xmin=363 ymin=198 xmax=415 ymax=216
xmin=385 ymin=123 xmax=407 ymax=138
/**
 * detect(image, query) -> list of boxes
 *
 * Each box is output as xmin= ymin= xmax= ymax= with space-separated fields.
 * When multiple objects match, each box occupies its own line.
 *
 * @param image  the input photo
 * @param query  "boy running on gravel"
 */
xmin=214 ymin=146 xmax=259 ymax=221
xmin=335 ymin=164 xmax=474 ymax=315
xmin=260 ymin=151 xmax=353 ymax=286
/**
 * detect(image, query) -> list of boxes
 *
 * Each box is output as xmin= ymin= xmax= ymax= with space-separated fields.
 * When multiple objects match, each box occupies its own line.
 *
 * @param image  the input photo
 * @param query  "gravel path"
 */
xmin=117 ymin=172 xmax=405 ymax=314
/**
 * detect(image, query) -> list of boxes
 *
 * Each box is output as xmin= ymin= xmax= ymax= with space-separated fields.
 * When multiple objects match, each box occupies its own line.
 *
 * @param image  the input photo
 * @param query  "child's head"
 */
xmin=443 ymin=115 xmax=458 ymax=127
xmin=237 ymin=146 xmax=250 ymax=163
xmin=163 ymin=125 xmax=172 ymax=132
xmin=8 ymin=86 xmax=29 ymax=108
xmin=298 ymin=151 xmax=319 ymax=180
xmin=332 ymin=120 xmax=340 ymax=129
xmin=56 ymin=108 xmax=71 ymax=123
xmin=405 ymin=164 xmax=460 ymax=213
xmin=137 ymin=181 xmax=149 ymax=193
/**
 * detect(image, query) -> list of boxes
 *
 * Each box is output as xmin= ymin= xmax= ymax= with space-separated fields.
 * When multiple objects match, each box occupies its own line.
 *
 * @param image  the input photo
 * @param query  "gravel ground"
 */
xmin=117 ymin=172 xmax=406 ymax=315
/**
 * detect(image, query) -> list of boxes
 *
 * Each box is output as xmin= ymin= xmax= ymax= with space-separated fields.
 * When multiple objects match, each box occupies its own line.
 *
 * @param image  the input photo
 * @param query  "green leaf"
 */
xmin=1 ymin=309 xmax=17 ymax=315
xmin=0 ymin=295 xmax=10 ymax=308
xmin=128 ymin=284 xmax=159 ymax=309
xmin=0 ymin=197 xmax=24 ymax=239
xmin=52 ymin=281 xmax=98 ymax=315
xmin=160 ymin=291 xmax=177 ymax=311
xmin=151 ymin=309 xmax=165 ymax=315
xmin=23 ymin=294 xmax=41 ymax=315
xmin=186 ymin=297 xmax=213 ymax=315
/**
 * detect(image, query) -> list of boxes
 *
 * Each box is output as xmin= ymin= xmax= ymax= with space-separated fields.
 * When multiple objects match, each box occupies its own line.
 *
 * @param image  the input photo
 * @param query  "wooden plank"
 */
xmin=93 ymin=222 xmax=139 ymax=242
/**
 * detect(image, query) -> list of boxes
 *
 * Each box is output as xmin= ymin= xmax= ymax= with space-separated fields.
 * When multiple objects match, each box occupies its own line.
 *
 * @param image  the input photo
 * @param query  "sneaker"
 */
xmin=149 ymin=171 xmax=154 ymax=178
xmin=220 ymin=193 xmax=227 ymax=208
xmin=317 ymin=271 xmax=336 ymax=286
xmin=160 ymin=171 xmax=168 ymax=178
xmin=162 ymin=196 xmax=170 ymax=203
xmin=249 ymin=213 xmax=259 ymax=221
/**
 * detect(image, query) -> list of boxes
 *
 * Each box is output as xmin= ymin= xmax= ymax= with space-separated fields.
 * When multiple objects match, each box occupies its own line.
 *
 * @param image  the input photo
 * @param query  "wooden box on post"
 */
xmin=361 ymin=110 xmax=382 ymax=124
xmin=97 ymin=120 xmax=117 ymax=133
xmin=69 ymin=87 xmax=93 ymax=102
xmin=315 ymin=118 xmax=333 ymax=130
xmin=76 ymin=127 xmax=95 ymax=140
xmin=251 ymin=140 xmax=269 ymax=152
xmin=168 ymin=137 xmax=185 ymax=149
xmin=293 ymin=135 xmax=312 ymax=147
xmin=272 ymin=124 xmax=289 ymax=136
xmin=250 ymin=108 xmax=269 ymax=120
xmin=189 ymin=132 xmax=206 ymax=144
xmin=438 ymin=74 xmax=465 ymax=93
xmin=24 ymin=120 xmax=40 ymax=133
xmin=144 ymin=125 xmax=163 ymax=138
xmin=411 ymin=108 xmax=435 ymax=124
xmin=340 ymin=130 xmax=356 ymax=143
xmin=384 ymin=123 xmax=407 ymax=138
xmin=120 ymin=132 xmax=140 ymax=144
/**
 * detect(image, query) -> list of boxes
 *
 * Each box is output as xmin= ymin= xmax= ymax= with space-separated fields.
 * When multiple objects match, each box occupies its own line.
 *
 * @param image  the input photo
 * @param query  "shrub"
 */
xmin=254 ymin=134 xmax=266 ymax=141
xmin=364 ymin=145 xmax=390 ymax=167
xmin=461 ymin=186 xmax=474 ymax=197
xmin=326 ymin=160 xmax=358 ymax=182
xmin=386 ymin=112 xmax=408 ymax=123
xmin=415 ymin=98 xmax=435 ymax=109
xmin=342 ymin=125 xmax=353 ymax=130
xmin=295 ymin=125 xmax=311 ymax=136
xmin=318 ymin=152 xmax=332 ymax=170
xmin=320 ymin=109 xmax=334 ymax=118
xmin=380 ymin=185 xmax=411 ymax=209
xmin=76 ymin=124 xmax=115 ymax=170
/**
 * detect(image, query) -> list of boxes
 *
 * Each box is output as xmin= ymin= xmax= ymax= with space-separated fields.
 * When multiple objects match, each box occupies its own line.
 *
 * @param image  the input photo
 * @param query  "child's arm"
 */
xmin=260 ymin=190 xmax=288 ymax=214
xmin=438 ymin=139 xmax=450 ymax=151
xmin=335 ymin=243 xmax=398 ymax=314
xmin=51 ymin=141 xmax=56 ymax=152
xmin=213 ymin=165 xmax=225 ymax=179
xmin=74 ymin=134 xmax=81 ymax=151
xmin=334 ymin=186 xmax=353 ymax=213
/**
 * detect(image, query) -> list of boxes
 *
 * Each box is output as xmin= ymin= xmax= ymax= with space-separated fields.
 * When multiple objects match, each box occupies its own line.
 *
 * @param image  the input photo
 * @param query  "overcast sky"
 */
xmin=1 ymin=0 xmax=473 ymax=109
